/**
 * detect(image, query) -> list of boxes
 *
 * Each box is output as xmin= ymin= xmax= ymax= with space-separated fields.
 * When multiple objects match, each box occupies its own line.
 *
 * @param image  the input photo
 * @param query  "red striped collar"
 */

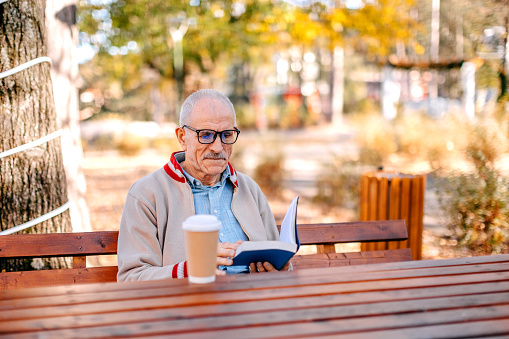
xmin=163 ymin=151 xmax=238 ymax=188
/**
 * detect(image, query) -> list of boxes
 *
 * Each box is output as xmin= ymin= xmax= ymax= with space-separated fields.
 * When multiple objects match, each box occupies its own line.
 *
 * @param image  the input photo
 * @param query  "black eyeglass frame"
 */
xmin=182 ymin=125 xmax=240 ymax=145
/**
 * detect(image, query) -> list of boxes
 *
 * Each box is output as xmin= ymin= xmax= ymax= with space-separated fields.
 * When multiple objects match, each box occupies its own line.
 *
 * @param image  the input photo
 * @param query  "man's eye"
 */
xmin=200 ymin=131 xmax=214 ymax=139
xmin=222 ymin=131 xmax=233 ymax=138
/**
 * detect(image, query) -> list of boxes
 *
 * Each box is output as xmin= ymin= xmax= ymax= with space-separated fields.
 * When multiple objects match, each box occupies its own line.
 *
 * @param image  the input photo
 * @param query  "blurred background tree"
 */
xmin=77 ymin=0 xmax=416 ymax=126
xmin=74 ymin=0 xmax=509 ymax=258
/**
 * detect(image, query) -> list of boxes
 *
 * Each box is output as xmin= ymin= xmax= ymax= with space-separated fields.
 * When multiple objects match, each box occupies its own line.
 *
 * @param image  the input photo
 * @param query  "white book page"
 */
xmin=279 ymin=196 xmax=299 ymax=245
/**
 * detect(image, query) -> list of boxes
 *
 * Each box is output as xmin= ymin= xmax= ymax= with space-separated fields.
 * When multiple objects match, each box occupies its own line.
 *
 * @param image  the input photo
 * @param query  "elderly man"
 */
xmin=117 ymin=89 xmax=289 ymax=282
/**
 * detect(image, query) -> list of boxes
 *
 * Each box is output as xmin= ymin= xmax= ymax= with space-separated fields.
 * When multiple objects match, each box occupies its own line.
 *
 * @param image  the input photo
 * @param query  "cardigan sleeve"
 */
xmin=117 ymin=191 xmax=188 ymax=282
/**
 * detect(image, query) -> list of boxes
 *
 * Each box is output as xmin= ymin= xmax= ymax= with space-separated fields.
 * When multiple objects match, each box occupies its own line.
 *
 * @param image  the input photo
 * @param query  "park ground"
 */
xmin=82 ymin=122 xmax=456 ymax=262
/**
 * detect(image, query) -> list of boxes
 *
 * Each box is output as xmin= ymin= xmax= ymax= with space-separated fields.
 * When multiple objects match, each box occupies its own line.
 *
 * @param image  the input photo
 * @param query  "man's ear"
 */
xmin=175 ymin=127 xmax=187 ymax=151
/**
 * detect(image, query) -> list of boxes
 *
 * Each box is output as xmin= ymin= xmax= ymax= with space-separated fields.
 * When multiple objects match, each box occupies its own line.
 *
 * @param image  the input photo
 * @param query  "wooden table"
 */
xmin=1 ymin=254 xmax=509 ymax=338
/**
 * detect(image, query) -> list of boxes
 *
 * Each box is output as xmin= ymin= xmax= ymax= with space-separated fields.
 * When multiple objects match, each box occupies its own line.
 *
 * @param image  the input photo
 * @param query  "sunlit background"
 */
xmin=76 ymin=0 xmax=509 ymax=261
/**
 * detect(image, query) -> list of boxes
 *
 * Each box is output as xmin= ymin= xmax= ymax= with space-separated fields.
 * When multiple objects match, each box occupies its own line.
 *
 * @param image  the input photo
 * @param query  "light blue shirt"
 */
xmin=176 ymin=156 xmax=249 ymax=274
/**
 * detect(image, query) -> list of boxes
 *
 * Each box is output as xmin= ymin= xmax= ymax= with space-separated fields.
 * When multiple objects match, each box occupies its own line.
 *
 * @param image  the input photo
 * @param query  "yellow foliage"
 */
xmin=413 ymin=42 xmax=425 ymax=55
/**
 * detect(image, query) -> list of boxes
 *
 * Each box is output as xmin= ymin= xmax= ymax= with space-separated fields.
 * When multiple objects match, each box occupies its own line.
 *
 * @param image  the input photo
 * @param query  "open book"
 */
xmin=232 ymin=196 xmax=299 ymax=270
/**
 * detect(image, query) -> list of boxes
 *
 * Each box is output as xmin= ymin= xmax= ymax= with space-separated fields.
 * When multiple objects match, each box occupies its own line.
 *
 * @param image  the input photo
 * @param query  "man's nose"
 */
xmin=209 ymin=134 xmax=224 ymax=151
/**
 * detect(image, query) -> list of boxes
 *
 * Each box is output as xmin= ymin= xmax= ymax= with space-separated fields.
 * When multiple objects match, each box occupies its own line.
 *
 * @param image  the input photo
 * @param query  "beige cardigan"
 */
xmin=117 ymin=152 xmax=278 ymax=282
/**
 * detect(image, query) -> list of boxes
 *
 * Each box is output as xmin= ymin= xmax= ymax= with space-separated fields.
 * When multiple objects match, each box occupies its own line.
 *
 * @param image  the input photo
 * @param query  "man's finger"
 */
xmin=262 ymin=262 xmax=276 ymax=271
xmin=217 ymin=257 xmax=233 ymax=266
xmin=218 ymin=241 xmax=241 ymax=250
xmin=249 ymin=263 xmax=257 ymax=273
xmin=256 ymin=262 xmax=266 ymax=272
xmin=217 ymin=247 xmax=235 ymax=258
xmin=217 ymin=242 xmax=240 ymax=258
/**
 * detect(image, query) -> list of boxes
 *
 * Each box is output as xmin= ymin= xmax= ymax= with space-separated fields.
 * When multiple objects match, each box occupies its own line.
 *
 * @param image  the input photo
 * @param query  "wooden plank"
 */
xmin=146 ymin=320 xmax=509 ymax=339
xmin=292 ymin=249 xmax=412 ymax=269
xmin=376 ymin=177 xmax=389 ymax=251
xmin=8 ymin=300 xmax=508 ymax=339
xmin=184 ymin=311 xmax=509 ymax=339
xmin=2 ymin=254 xmax=508 ymax=302
xmin=0 ymin=231 xmax=118 ymax=258
xmin=72 ymin=256 xmax=86 ymax=269
xmin=408 ymin=176 xmax=422 ymax=259
xmin=292 ymin=254 xmax=331 ymax=268
xmin=2 ymin=280 xmax=508 ymax=334
xmin=1 ymin=264 xmax=505 ymax=317
xmin=1 ymin=254 xmax=507 ymax=304
xmin=0 ymin=267 xmax=118 ymax=290
xmin=167 ymin=305 xmax=509 ymax=338
xmin=151 ymin=320 xmax=509 ymax=339
xmin=3 ymin=288 xmax=509 ymax=336
xmin=321 ymin=319 xmax=509 ymax=339
xmin=3 ymin=282 xmax=508 ymax=334
xmin=2 ymin=264 xmax=508 ymax=317
xmin=366 ymin=176 xmax=379 ymax=251
xmin=360 ymin=174 xmax=370 ymax=221
xmin=1 ymin=255 xmax=506 ymax=309
xmin=387 ymin=177 xmax=401 ymax=250
xmin=368 ymin=176 xmax=379 ymax=221
xmin=416 ymin=175 xmax=426 ymax=259
xmin=399 ymin=177 xmax=411 ymax=249
xmin=328 ymin=249 xmax=412 ymax=266
xmin=287 ymin=220 xmax=408 ymax=245
xmin=377 ymin=177 xmax=389 ymax=221
xmin=315 ymin=243 xmax=336 ymax=254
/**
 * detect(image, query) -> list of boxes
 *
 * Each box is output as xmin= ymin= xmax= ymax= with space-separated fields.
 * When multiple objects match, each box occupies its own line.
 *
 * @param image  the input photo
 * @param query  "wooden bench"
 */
xmin=0 ymin=220 xmax=411 ymax=289
xmin=0 ymin=231 xmax=119 ymax=290
xmin=285 ymin=220 xmax=412 ymax=269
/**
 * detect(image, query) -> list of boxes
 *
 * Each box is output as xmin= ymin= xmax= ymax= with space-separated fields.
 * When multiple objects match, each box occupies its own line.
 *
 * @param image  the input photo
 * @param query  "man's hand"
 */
xmin=216 ymin=240 xmax=242 ymax=276
xmin=249 ymin=260 xmax=291 ymax=273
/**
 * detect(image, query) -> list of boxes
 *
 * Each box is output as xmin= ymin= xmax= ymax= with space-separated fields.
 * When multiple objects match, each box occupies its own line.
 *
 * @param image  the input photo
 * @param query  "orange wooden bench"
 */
xmin=0 ymin=231 xmax=119 ymax=290
xmin=0 ymin=220 xmax=411 ymax=289
xmin=287 ymin=220 xmax=412 ymax=269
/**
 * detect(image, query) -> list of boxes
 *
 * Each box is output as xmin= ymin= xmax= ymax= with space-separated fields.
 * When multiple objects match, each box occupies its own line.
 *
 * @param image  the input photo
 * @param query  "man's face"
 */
xmin=176 ymin=98 xmax=235 ymax=186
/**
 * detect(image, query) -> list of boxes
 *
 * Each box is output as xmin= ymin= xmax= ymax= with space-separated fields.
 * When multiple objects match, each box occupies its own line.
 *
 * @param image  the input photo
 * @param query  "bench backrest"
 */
xmin=0 ymin=220 xmax=411 ymax=289
xmin=284 ymin=220 xmax=412 ymax=269
xmin=284 ymin=219 xmax=408 ymax=250
xmin=0 ymin=231 xmax=119 ymax=290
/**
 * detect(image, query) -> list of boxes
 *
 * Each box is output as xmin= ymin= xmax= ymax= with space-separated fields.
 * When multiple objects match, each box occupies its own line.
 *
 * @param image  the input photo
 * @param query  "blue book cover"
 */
xmin=232 ymin=196 xmax=299 ymax=270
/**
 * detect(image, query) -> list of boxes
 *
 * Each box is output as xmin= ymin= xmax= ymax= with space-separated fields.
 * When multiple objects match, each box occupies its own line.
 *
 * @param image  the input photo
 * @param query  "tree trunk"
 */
xmin=46 ymin=0 xmax=91 ymax=232
xmin=331 ymin=46 xmax=344 ymax=126
xmin=498 ymin=15 xmax=508 ymax=101
xmin=0 ymin=0 xmax=71 ymax=271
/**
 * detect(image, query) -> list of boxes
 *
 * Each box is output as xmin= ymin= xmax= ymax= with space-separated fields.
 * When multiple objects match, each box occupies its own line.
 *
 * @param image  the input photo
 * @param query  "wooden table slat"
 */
xmin=321 ymin=319 xmax=509 ymax=339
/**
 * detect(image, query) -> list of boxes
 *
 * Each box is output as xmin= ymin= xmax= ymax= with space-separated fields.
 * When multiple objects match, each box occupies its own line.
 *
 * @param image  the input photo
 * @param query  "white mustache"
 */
xmin=204 ymin=153 xmax=227 ymax=160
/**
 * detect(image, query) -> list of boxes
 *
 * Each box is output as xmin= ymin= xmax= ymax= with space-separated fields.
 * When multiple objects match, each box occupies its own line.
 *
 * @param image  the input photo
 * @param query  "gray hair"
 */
xmin=179 ymin=89 xmax=236 ymax=126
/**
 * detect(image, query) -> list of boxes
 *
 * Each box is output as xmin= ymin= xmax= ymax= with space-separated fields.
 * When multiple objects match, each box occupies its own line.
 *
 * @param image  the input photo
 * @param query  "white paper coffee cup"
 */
xmin=182 ymin=215 xmax=222 ymax=284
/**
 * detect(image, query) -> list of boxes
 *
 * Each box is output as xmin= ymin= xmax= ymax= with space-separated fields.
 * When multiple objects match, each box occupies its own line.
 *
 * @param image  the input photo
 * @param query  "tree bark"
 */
xmin=46 ymin=0 xmax=91 ymax=232
xmin=0 ymin=0 xmax=71 ymax=271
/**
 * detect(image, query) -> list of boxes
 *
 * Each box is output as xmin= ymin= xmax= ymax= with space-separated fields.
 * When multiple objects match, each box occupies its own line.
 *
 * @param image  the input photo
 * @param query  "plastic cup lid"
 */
xmin=182 ymin=214 xmax=222 ymax=232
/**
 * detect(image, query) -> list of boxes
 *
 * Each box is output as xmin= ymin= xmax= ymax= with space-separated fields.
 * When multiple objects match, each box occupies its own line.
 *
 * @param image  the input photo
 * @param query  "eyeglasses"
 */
xmin=182 ymin=125 xmax=240 ymax=144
